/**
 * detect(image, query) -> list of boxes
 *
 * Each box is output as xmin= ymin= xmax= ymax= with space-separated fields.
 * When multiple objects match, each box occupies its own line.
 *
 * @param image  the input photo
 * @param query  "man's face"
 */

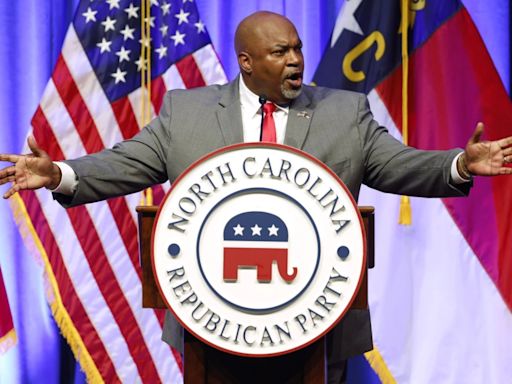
xmin=241 ymin=19 xmax=304 ymax=104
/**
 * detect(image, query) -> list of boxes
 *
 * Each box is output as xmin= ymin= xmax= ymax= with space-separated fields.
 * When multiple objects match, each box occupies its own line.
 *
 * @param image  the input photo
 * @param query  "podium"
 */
xmin=137 ymin=205 xmax=374 ymax=383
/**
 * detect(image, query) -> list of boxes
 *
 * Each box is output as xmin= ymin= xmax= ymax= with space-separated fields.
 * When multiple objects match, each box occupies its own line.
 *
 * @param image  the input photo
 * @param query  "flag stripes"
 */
xmin=18 ymin=3 xmax=227 ymax=378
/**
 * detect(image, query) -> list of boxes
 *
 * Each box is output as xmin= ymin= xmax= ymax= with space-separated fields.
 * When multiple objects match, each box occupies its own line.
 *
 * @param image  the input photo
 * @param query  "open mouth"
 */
xmin=285 ymin=72 xmax=303 ymax=88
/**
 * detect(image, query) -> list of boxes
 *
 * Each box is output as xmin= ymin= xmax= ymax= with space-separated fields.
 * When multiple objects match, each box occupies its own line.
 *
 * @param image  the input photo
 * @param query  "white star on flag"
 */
xmin=115 ymin=46 xmax=131 ymax=62
xmin=106 ymin=0 xmax=121 ymax=10
xmin=101 ymin=16 xmax=117 ymax=32
xmin=155 ymin=44 xmax=168 ymax=59
xmin=161 ymin=1 xmax=171 ymax=15
xmin=96 ymin=38 xmax=112 ymax=53
xmin=120 ymin=24 xmax=135 ymax=40
xmin=251 ymin=224 xmax=262 ymax=236
xmin=124 ymin=3 xmax=139 ymax=19
xmin=170 ymin=30 xmax=186 ymax=46
xmin=268 ymin=224 xmax=279 ymax=237
xmin=330 ymin=0 xmax=364 ymax=47
xmin=82 ymin=7 xmax=97 ymax=23
xmin=175 ymin=8 xmax=190 ymax=25
xmin=135 ymin=57 xmax=146 ymax=71
xmin=159 ymin=25 xmax=169 ymax=37
xmin=195 ymin=20 xmax=205 ymax=33
xmin=111 ymin=67 xmax=127 ymax=83
xmin=233 ymin=224 xmax=244 ymax=236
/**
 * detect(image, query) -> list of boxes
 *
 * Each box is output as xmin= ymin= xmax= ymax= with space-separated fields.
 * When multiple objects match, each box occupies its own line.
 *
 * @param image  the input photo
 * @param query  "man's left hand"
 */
xmin=463 ymin=122 xmax=512 ymax=176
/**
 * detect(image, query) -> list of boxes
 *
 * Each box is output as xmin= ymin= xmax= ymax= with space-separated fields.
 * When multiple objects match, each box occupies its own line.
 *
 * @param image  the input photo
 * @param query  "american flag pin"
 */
xmin=297 ymin=111 xmax=310 ymax=119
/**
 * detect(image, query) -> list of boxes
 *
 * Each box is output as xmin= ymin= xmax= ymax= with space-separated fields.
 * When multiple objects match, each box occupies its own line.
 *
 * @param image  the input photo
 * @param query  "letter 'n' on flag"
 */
xmin=313 ymin=0 xmax=512 ymax=382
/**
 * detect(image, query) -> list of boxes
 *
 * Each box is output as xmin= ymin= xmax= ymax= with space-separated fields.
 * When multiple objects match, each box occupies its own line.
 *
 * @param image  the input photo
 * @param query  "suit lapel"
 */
xmin=284 ymin=90 xmax=313 ymax=150
xmin=216 ymin=78 xmax=244 ymax=146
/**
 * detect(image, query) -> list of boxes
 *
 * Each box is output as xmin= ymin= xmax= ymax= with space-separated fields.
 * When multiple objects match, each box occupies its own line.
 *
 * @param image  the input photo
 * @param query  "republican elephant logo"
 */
xmin=223 ymin=211 xmax=297 ymax=283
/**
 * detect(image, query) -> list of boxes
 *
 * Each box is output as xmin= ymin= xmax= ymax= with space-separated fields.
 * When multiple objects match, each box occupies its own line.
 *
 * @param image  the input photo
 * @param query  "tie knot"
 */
xmin=262 ymin=102 xmax=276 ymax=115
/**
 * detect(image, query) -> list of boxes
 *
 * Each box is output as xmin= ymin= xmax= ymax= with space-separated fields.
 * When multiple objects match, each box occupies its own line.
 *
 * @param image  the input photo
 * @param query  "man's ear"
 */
xmin=238 ymin=52 xmax=252 ymax=74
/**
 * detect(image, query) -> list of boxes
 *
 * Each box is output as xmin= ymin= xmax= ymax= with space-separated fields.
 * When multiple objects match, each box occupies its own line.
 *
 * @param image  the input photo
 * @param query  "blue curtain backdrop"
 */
xmin=0 ymin=1 xmax=508 ymax=383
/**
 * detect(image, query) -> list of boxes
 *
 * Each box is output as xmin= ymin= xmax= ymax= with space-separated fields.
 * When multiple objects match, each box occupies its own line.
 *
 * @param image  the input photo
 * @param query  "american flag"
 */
xmin=0 ymin=266 xmax=16 ymax=355
xmin=12 ymin=0 xmax=226 ymax=382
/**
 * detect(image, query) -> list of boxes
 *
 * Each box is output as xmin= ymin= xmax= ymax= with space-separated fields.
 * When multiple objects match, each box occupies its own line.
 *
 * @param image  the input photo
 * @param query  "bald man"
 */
xmin=2 ymin=10 xmax=512 ymax=384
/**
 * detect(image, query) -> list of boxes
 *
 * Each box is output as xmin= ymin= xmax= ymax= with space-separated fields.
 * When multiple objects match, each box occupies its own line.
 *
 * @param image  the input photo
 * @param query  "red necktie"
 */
xmin=262 ymin=102 xmax=277 ymax=142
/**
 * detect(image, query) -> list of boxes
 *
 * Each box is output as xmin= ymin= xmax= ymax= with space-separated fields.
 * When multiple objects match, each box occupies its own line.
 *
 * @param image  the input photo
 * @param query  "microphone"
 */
xmin=258 ymin=95 xmax=267 ymax=141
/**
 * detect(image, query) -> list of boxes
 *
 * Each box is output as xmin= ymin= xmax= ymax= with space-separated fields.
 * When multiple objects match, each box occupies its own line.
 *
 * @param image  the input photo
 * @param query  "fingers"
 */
xmin=469 ymin=122 xmax=484 ymax=145
xmin=3 ymin=184 xmax=20 ymax=199
xmin=27 ymin=135 xmax=46 ymax=157
xmin=0 ymin=153 xmax=22 ymax=163
xmin=498 ymin=135 xmax=512 ymax=149
xmin=0 ymin=165 xmax=16 ymax=184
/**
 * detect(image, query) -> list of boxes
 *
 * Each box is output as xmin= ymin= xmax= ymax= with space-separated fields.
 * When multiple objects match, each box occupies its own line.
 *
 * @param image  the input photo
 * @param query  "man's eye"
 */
xmin=273 ymin=50 xmax=285 ymax=56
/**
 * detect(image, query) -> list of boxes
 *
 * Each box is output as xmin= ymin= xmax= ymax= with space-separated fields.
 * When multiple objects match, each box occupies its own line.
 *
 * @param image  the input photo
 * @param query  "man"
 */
xmin=1 ymin=11 xmax=511 ymax=383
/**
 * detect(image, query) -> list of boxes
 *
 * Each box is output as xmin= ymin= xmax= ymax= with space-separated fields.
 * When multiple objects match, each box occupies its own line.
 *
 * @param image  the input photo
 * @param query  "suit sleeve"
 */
xmin=356 ymin=94 xmax=471 ymax=197
xmin=54 ymin=93 xmax=173 ymax=207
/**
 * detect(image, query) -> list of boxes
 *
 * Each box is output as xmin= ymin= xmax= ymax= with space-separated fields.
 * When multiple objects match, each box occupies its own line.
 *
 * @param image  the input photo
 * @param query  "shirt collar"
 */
xmin=239 ymin=76 xmax=289 ymax=117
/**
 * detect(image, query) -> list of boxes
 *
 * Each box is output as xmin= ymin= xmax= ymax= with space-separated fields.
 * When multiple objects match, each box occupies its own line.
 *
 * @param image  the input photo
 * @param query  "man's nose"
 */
xmin=287 ymin=49 xmax=302 ymax=66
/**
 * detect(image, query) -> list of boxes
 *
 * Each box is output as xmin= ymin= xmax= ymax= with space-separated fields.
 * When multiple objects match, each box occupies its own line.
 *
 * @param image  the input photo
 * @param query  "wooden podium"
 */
xmin=137 ymin=206 xmax=374 ymax=384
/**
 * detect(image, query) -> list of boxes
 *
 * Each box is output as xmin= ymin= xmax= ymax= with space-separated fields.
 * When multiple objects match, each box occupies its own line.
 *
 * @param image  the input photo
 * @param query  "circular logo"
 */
xmin=152 ymin=143 xmax=366 ymax=357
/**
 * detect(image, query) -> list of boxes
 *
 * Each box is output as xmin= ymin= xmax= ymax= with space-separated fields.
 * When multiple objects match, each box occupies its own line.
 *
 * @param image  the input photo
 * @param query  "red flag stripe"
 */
xmin=175 ymin=55 xmax=207 ymax=88
xmin=30 ymin=111 xmax=165 ymax=381
xmin=111 ymin=96 xmax=143 ymax=140
xmin=18 ymin=189 xmax=120 ymax=382
xmin=65 ymin=205 xmax=161 ymax=382
xmin=61 ymin=27 xmax=124 ymax=146
xmin=375 ymin=8 xmax=512 ymax=309
xmin=52 ymin=55 xmax=105 ymax=153
xmin=151 ymin=76 xmax=167 ymax=114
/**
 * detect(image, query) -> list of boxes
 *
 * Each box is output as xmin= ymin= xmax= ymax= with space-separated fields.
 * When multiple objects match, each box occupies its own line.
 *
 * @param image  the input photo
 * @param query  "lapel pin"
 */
xmin=297 ymin=111 xmax=310 ymax=119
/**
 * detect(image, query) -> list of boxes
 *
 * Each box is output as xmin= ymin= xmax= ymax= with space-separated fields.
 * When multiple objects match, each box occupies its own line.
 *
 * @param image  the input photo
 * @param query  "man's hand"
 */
xmin=461 ymin=122 xmax=512 ymax=177
xmin=0 ymin=136 xmax=61 ymax=199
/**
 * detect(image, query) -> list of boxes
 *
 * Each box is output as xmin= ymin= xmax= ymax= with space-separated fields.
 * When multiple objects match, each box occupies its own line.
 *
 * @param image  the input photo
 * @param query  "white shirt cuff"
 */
xmin=451 ymin=152 xmax=471 ymax=184
xmin=49 ymin=162 xmax=78 ymax=195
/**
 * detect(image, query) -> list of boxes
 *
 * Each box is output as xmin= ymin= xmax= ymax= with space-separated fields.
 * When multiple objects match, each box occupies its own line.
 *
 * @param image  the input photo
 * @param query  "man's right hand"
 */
xmin=0 ymin=136 xmax=61 ymax=199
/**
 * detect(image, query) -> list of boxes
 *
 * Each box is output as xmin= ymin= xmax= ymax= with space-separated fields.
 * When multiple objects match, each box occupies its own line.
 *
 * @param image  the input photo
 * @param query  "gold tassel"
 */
xmin=141 ymin=0 xmax=153 ymax=206
xmin=398 ymin=195 xmax=412 ymax=225
xmin=399 ymin=0 xmax=411 ymax=225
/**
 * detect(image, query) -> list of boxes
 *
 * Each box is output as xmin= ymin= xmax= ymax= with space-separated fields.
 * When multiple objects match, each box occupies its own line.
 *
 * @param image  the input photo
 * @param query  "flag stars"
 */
xmin=135 ymin=57 xmax=147 ymax=71
xmin=159 ymin=25 xmax=169 ymax=37
xmin=194 ymin=20 xmax=205 ymax=33
xmin=120 ymin=24 xmax=135 ymax=40
xmin=175 ymin=8 xmax=190 ymax=25
xmin=139 ymin=35 xmax=152 ymax=48
xmin=161 ymin=1 xmax=171 ymax=15
xmin=170 ymin=30 xmax=186 ymax=46
xmin=82 ymin=7 xmax=97 ymax=23
xmin=124 ymin=3 xmax=139 ymax=19
xmin=251 ymin=224 xmax=262 ymax=236
xmin=111 ymin=67 xmax=127 ymax=83
xmin=150 ymin=0 xmax=159 ymax=5
xmin=115 ymin=46 xmax=131 ymax=62
xmin=106 ymin=0 xmax=121 ymax=10
xmin=101 ymin=16 xmax=117 ymax=32
xmin=96 ymin=38 xmax=112 ymax=53
xmin=268 ymin=224 xmax=279 ymax=237
xmin=233 ymin=224 xmax=244 ymax=236
xmin=155 ymin=44 xmax=168 ymax=59
xmin=144 ymin=16 xmax=155 ymax=28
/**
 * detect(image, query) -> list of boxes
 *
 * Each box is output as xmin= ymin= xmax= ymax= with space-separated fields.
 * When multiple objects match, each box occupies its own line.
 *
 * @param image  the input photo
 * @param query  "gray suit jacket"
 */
xmin=56 ymin=77 xmax=469 ymax=362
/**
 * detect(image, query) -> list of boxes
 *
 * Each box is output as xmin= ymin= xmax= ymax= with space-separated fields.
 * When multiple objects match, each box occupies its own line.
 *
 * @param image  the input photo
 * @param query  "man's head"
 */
xmin=235 ymin=11 xmax=304 ymax=105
